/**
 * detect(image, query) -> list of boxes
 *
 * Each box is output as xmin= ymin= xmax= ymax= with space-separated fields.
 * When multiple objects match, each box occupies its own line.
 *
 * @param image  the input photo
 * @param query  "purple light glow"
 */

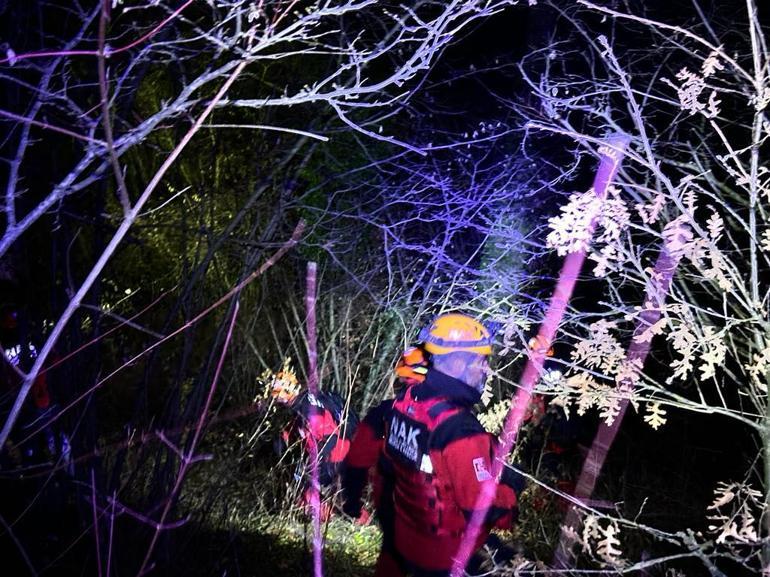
xmin=450 ymin=134 xmax=630 ymax=577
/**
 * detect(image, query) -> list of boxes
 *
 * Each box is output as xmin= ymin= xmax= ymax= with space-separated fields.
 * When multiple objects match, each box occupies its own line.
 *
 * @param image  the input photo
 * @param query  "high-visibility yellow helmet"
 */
xmin=418 ymin=313 xmax=493 ymax=355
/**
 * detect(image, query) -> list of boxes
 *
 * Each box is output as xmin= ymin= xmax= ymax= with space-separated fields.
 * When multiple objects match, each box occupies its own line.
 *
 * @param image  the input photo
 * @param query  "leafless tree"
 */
xmin=489 ymin=0 xmax=770 ymax=574
xmin=1 ymin=0 xmax=529 ymax=573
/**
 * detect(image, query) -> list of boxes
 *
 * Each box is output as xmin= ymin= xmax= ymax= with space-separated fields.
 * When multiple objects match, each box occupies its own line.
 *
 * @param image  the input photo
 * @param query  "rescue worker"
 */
xmin=342 ymin=346 xmax=429 ymax=561
xmin=270 ymin=370 xmax=358 ymax=516
xmin=0 ymin=302 xmax=62 ymax=470
xmin=518 ymin=335 xmax=581 ymax=512
xmin=380 ymin=313 xmax=519 ymax=576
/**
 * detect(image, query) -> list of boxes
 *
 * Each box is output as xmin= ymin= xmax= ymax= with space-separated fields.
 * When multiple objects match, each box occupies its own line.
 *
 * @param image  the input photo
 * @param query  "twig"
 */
xmin=0 ymin=511 xmax=37 ymax=576
xmin=97 ymin=0 xmax=131 ymax=214
xmin=136 ymin=299 xmax=240 ymax=576
xmin=0 ymin=0 xmax=195 ymax=66
xmin=91 ymin=468 xmax=103 ymax=577
xmin=106 ymin=490 xmax=116 ymax=577
xmin=0 ymin=108 xmax=106 ymax=146
xmin=202 ymin=124 xmax=329 ymax=141
xmin=80 ymin=303 xmax=166 ymax=340
xmin=0 ymin=58 xmax=249 ymax=451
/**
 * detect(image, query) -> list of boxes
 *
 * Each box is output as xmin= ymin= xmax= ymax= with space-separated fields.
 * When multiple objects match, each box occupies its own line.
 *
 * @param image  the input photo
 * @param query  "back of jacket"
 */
xmin=383 ymin=370 xmax=518 ymax=547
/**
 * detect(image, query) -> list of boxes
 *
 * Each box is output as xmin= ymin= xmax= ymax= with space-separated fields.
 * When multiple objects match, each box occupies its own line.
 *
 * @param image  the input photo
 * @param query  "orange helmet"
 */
xmin=419 ymin=313 xmax=493 ymax=355
xmin=395 ymin=346 xmax=429 ymax=384
xmin=527 ymin=335 xmax=554 ymax=357
xmin=270 ymin=370 xmax=301 ymax=404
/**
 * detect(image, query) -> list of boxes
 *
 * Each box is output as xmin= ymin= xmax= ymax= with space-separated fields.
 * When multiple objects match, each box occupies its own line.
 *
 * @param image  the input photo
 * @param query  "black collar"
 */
xmin=411 ymin=369 xmax=481 ymax=407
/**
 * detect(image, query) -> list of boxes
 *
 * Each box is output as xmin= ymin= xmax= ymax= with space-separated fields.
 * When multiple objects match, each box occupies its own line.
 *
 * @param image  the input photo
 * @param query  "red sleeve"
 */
xmin=344 ymin=420 xmax=383 ymax=469
xmin=31 ymin=372 xmax=50 ymax=409
xmin=341 ymin=420 xmax=384 ymax=516
xmin=441 ymin=433 xmax=518 ymax=529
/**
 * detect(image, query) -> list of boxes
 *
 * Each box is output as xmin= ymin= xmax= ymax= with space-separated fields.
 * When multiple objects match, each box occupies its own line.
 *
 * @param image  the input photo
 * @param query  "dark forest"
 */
xmin=0 ymin=1 xmax=768 ymax=575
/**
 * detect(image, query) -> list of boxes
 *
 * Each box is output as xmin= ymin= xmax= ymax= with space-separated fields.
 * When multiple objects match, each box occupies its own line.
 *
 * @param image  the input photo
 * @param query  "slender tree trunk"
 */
xmin=450 ymin=134 xmax=630 ymax=577
xmin=305 ymin=261 xmax=323 ymax=577
xmin=552 ymin=243 xmax=684 ymax=570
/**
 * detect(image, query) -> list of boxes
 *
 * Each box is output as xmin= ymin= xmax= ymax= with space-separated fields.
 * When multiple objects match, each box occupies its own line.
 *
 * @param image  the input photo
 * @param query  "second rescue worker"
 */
xmin=381 ymin=313 xmax=519 ymax=576
xmin=342 ymin=346 xmax=429 ymax=572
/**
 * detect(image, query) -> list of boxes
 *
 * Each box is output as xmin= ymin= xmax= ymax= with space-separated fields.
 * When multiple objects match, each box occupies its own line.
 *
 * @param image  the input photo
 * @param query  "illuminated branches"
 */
xmin=299 ymin=117 xmax=555 ymax=336
xmin=0 ymin=1 xmax=527 ymax=573
xmin=512 ymin=0 xmax=770 ymax=573
xmin=2 ymin=0 xmax=520 ymax=254
xmin=0 ymin=0 xmax=525 ymax=437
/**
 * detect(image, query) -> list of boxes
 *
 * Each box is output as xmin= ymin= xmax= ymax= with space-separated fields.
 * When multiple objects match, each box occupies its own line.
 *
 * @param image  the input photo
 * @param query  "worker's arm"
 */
xmin=435 ymin=415 xmax=518 ymax=529
xmin=341 ymin=401 xmax=389 ymax=517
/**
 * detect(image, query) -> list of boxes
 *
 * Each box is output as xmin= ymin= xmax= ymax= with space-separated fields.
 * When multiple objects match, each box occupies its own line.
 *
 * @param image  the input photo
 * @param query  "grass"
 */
xmin=169 ymin=508 xmax=381 ymax=576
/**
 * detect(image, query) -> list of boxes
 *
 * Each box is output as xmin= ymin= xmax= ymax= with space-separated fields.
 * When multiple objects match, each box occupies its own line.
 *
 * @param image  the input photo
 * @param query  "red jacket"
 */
xmin=282 ymin=391 xmax=358 ymax=486
xmin=383 ymin=370 xmax=518 ymax=572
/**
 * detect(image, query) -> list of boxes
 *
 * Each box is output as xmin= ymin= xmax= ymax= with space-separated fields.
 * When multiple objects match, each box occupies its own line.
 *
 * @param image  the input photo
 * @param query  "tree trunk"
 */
xmin=552 ymin=242 xmax=684 ymax=570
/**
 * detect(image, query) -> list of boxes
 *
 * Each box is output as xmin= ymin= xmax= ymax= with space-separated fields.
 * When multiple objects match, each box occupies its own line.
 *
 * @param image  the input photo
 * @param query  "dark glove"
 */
xmin=341 ymin=465 xmax=367 ymax=518
xmin=342 ymin=498 xmax=362 ymax=519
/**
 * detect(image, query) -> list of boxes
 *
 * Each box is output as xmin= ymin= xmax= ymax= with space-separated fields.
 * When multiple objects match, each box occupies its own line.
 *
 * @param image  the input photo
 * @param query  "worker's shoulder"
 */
xmin=364 ymin=399 xmax=393 ymax=424
xmin=292 ymin=390 xmax=342 ymax=417
xmin=428 ymin=408 xmax=488 ymax=451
